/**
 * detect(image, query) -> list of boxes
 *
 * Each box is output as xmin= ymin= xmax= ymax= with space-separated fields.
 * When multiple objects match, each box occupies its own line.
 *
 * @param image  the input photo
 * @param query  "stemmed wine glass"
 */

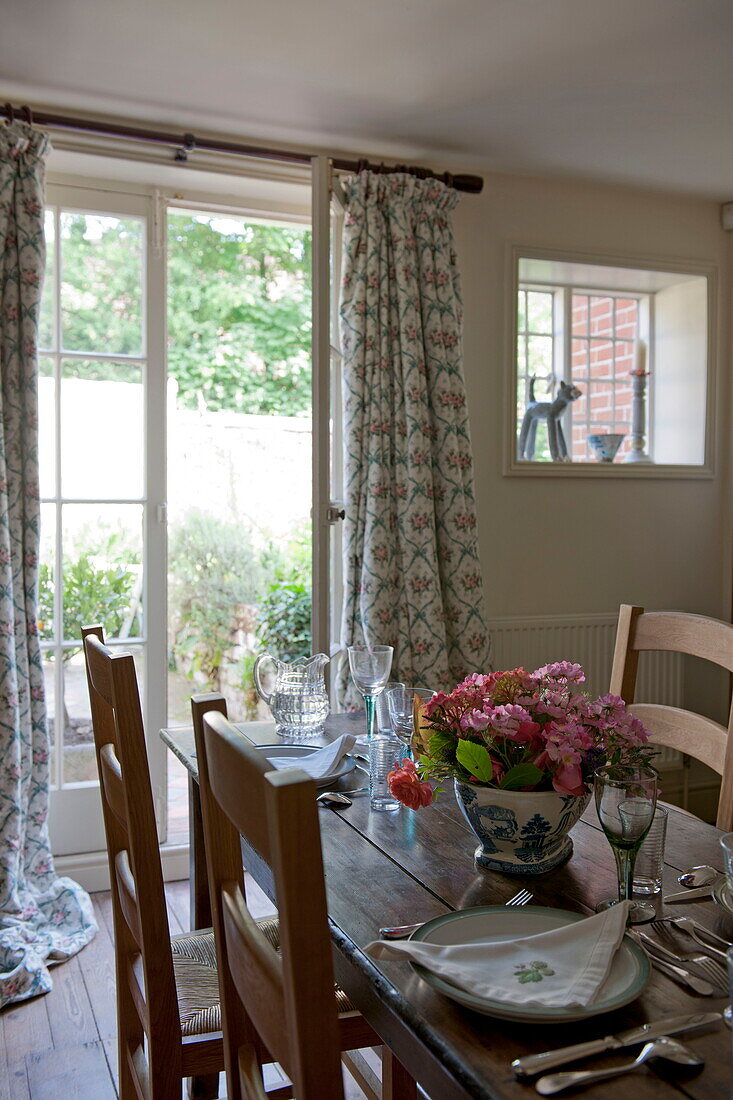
xmin=385 ymin=685 xmax=435 ymax=759
xmin=594 ymin=764 xmax=659 ymax=924
xmin=347 ymin=644 xmax=394 ymax=740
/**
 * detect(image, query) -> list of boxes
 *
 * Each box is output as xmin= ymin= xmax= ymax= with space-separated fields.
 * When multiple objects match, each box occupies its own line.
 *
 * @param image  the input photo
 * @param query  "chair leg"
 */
xmin=381 ymin=1049 xmax=416 ymax=1100
xmin=187 ymin=1072 xmax=220 ymax=1099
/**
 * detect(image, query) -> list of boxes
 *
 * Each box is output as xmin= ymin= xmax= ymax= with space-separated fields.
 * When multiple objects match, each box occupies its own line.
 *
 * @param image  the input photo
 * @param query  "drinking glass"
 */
xmin=368 ymin=732 xmax=403 ymax=812
xmin=594 ymin=764 xmax=658 ymax=924
xmin=385 ymin=685 xmax=435 ymax=759
xmin=347 ymin=644 xmax=394 ymax=740
xmin=375 ymin=681 xmax=405 ymax=735
xmin=632 ymin=805 xmax=668 ymax=906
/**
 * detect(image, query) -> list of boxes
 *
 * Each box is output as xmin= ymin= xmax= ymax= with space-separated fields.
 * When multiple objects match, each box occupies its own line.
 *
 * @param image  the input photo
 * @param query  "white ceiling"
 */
xmin=3 ymin=0 xmax=733 ymax=198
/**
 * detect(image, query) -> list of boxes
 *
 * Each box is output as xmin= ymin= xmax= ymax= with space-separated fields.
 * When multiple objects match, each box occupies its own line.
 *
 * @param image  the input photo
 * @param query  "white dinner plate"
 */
xmin=712 ymin=877 xmax=733 ymax=919
xmin=255 ymin=744 xmax=355 ymax=789
xmin=409 ymin=905 xmax=650 ymax=1023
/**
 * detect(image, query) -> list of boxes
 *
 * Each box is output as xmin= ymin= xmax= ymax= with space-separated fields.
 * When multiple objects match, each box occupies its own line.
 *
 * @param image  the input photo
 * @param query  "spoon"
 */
xmin=535 ymin=1036 xmax=703 ymax=1095
xmin=316 ymin=786 xmax=369 ymax=807
xmin=316 ymin=791 xmax=353 ymax=807
xmin=677 ymin=865 xmax=723 ymax=888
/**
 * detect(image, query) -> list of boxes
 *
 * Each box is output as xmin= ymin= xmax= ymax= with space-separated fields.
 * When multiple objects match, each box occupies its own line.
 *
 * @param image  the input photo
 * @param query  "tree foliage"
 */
xmin=55 ymin=211 xmax=312 ymax=414
xmin=167 ymin=215 xmax=312 ymax=415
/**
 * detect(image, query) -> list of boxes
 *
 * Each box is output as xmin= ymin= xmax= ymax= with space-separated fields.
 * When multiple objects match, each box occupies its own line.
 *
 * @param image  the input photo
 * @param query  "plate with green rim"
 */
xmin=408 ymin=905 xmax=650 ymax=1023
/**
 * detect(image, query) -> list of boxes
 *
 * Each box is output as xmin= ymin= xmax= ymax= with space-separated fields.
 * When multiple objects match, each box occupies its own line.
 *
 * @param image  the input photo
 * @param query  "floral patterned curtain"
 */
xmin=338 ymin=171 xmax=492 ymax=698
xmin=0 ymin=120 xmax=96 ymax=1007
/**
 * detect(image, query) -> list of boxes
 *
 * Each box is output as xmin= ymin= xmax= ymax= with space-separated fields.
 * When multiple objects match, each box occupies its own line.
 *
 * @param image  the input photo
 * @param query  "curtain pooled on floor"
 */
xmin=338 ymin=171 xmax=491 ymax=698
xmin=0 ymin=120 xmax=96 ymax=1007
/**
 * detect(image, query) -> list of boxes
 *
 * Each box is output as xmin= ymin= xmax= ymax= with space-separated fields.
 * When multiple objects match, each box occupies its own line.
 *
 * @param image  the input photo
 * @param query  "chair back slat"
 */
xmin=99 ymin=744 xmax=128 ymax=829
xmin=82 ymin=625 xmax=182 ymax=1097
xmin=630 ymin=704 xmax=729 ymax=773
xmin=221 ymin=886 xmax=289 ymax=1067
xmin=631 ymin=610 xmax=733 ymax=673
xmin=114 ymin=851 xmax=143 ymax=950
xmin=610 ymin=605 xmax=733 ymax=830
xmin=193 ymin=699 xmax=344 ymax=1100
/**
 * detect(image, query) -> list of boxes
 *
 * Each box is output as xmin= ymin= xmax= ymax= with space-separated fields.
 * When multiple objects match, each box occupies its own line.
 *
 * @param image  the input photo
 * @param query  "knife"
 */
xmin=664 ymin=884 xmax=714 ymax=902
xmin=511 ymin=1011 xmax=721 ymax=1077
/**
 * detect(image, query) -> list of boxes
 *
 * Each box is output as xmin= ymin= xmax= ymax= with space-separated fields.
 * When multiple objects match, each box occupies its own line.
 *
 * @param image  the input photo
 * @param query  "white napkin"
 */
xmin=365 ymin=900 xmax=632 ymax=1009
xmin=264 ymin=734 xmax=357 ymax=780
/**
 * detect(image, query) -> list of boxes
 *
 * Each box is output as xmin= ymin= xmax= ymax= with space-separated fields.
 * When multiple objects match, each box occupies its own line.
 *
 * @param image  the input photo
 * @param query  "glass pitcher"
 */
xmin=253 ymin=652 xmax=330 ymax=738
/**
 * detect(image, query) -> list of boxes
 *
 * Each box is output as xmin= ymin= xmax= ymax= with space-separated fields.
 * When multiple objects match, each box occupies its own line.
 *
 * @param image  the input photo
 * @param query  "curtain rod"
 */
xmin=2 ymin=102 xmax=484 ymax=195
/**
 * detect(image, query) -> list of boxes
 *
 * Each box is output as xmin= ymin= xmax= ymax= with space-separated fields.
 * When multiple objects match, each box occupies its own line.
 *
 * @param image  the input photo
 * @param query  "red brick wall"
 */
xmin=570 ymin=295 xmax=637 ymax=460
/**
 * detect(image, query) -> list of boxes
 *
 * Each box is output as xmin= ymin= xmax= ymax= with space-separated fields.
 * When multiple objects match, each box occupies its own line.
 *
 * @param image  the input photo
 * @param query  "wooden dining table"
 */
xmin=161 ymin=712 xmax=733 ymax=1099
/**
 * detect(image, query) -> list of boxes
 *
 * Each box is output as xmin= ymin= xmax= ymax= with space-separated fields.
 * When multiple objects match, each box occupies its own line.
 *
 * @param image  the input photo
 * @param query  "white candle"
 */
xmin=634 ymin=339 xmax=647 ymax=374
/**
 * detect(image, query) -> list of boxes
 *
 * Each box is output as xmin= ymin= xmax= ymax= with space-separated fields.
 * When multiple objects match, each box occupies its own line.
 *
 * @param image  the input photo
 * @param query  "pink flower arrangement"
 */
xmin=388 ymin=663 xmax=654 ymax=809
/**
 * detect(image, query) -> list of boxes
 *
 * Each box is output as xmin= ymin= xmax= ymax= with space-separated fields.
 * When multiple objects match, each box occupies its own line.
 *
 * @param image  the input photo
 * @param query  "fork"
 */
xmin=378 ymin=888 xmax=533 ymax=938
xmin=506 ymin=888 xmax=533 ymax=907
xmin=651 ymin=917 xmax=730 ymax=964
xmin=636 ymin=930 xmax=727 ymax=992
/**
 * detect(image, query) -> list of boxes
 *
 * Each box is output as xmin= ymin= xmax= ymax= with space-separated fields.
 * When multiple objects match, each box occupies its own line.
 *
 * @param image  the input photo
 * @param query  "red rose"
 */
xmin=387 ymin=759 xmax=434 ymax=811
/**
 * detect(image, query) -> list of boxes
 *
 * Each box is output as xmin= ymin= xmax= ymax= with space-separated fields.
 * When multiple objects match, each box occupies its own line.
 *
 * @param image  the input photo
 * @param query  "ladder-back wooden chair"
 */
xmin=609 ymin=605 xmax=733 ymax=830
xmin=191 ymin=696 xmax=416 ymax=1100
xmin=82 ymin=626 xmax=225 ymax=1100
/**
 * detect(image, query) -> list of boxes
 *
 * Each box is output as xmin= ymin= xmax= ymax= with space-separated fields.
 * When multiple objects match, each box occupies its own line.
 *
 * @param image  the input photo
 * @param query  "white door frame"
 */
xmin=311 ymin=158 xmax=346 ymax=679
xmin=311 ymin=157 xmax=331 ymax=658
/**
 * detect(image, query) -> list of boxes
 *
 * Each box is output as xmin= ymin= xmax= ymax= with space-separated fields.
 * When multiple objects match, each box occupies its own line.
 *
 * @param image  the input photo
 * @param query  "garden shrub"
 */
xmin=168 ymin=508 xmax=266 ymax=687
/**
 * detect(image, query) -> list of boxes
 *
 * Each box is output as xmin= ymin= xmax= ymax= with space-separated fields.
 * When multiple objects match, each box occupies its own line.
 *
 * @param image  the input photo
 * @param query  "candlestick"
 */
xmin=625 ymin=340 xmax=652 ymax=463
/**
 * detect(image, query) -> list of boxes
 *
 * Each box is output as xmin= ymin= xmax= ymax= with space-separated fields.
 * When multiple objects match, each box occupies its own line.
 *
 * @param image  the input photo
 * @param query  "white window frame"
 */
xmin=518 ymin=282 xmax=652 ymax=461
xmin=505 ymin=245 xmax=717 ymax=478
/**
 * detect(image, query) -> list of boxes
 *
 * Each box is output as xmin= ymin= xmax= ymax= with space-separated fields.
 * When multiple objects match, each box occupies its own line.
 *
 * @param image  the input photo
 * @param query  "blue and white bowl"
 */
xmin=588 ymin=433 xmax=625 ymax=462
xmin=455 ymin=781 xmax=591 ymax=874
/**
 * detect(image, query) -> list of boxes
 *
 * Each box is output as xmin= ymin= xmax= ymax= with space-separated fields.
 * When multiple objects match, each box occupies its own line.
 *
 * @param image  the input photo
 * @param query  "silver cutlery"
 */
xmin=379 ymin=888 xmax=533 ymax=939
xmin=678 ymin=864 xmax=723 ymax=888
xmin=534 ymin=1036 xmax=703 ymax=1095
xmin=664 ymin=883 xmax=715 ymax=902
xmin=512 ymin=1011 xmax=721 ymax=1077
xmin=635 ymin=932 xmax=725 ymax=993
xmin=645 ymin=952 xmax=715 ymax=995
xmin=505 ymin=888 xmax=533 ymax=907
xmin=652 ymin=916 xmax=731 ymax=962
xmin=316 ymin=787 xmax=368 ymax=806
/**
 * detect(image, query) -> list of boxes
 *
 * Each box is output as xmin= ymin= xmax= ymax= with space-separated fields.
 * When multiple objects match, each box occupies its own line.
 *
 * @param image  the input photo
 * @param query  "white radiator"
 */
xmin=489 ymin=613 xmax=683 ymax=768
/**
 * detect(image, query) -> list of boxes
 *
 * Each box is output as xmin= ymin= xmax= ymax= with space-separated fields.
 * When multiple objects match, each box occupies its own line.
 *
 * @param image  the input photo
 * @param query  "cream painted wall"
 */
xmin=452 ymin=172 xmax=731 ymax=626
xmin=653 ymin=277 xmax=707 ymax=465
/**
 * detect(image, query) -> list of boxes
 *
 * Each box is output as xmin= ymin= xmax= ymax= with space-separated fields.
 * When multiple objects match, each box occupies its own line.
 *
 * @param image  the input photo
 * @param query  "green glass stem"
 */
xmin=364 ymin=694 xmax=377 ymax=740
xmin=611 ymin=843 xmax=638 ymax=903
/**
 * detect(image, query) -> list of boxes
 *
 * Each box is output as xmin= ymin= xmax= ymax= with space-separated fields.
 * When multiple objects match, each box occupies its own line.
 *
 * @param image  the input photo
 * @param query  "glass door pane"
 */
xmin=165 ymin=205 xmax=313 ymax=844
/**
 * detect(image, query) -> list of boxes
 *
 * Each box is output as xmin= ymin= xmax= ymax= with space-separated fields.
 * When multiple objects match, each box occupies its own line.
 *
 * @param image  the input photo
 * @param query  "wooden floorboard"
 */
xmin=26 ymin=1040 xmax=117 ymax=1100
xmin=0 ymin=878 xmax=371 ymax=1099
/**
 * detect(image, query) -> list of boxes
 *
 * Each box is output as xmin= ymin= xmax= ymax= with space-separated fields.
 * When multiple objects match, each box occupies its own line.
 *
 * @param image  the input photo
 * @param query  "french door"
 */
xmin=40 ymin=166 xmax=341 ymax=860
xmin=40 ymin=182 xmax=167 ymax=856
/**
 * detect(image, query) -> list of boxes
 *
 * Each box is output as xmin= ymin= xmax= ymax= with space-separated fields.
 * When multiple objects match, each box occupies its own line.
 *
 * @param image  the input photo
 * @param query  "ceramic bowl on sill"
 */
xmin=588 ymin=433 xmax=625 ymax=463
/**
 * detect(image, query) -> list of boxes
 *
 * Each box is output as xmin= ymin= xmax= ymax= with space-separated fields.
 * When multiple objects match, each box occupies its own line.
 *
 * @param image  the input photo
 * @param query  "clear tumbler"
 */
xmin=632 ymin=804 xmax=668 ymax=898
xmin=369 ymin=733 xmax=403 ymax=812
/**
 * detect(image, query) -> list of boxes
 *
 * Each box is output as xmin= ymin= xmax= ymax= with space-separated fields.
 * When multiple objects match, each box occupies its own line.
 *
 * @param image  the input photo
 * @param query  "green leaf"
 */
xmin=455 ymin=740 xmax=496 ymax=784
xmin=427 ymin=730 xmax=458 ymax=763
xmin=499 ymin=763 xmax=545 ymax=790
